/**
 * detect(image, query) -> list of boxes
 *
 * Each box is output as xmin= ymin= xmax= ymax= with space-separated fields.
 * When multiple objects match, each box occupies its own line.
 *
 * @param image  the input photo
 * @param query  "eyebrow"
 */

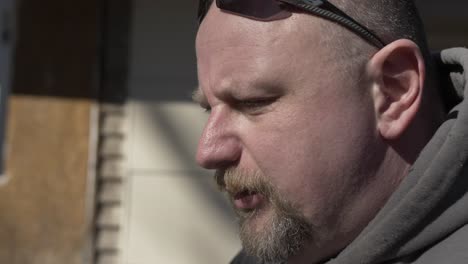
xmin=192 ymin=86 xmax=209 ymax=107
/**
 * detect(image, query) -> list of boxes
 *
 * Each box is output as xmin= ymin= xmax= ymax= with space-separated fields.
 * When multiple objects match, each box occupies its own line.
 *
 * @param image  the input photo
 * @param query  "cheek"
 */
xmin=242 ymin=94 xmax=378 ymax=219
xmin=240 ymin=111 xmax=337 ymax=206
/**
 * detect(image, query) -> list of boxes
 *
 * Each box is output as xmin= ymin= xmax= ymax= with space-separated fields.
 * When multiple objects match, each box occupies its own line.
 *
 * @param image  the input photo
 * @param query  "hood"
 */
xmin=329 ymin=47 xmax=468 ymax=263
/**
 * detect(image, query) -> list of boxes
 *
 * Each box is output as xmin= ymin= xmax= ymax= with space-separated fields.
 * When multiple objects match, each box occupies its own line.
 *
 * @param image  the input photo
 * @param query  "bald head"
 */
xmin=196 ymin=1 xmax=373 ymax=91
xmin=198 ymin=0 xmax=430 ymax=64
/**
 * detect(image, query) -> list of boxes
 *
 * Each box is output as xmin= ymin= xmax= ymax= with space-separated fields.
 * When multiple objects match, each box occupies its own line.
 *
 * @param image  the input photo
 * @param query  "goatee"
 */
xmin=215 ymin=168 xmax=314 ymax=264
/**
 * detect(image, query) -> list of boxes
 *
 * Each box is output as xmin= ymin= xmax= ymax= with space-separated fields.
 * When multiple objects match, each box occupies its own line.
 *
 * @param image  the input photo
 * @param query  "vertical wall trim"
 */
xmin=84 ymin=104 xmax=100 ymax=264
xmin=93 ymin=0 xmax=131 ymax=263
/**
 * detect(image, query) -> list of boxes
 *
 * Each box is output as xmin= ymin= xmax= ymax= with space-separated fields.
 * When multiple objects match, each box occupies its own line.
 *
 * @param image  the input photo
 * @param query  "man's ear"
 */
xmin=367 ymin=39 xmax=425 ymax=140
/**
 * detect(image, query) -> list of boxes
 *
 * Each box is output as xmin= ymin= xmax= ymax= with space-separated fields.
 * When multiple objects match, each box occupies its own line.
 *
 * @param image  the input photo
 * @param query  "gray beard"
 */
xmin=217 ymin=168 xmax=314 ymax=264
xmin=236 ymin=199 xmax=313 ymax=264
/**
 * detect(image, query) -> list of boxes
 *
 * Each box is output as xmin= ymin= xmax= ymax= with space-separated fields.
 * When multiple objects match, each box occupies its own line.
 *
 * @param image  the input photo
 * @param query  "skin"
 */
xmin=194 ymin=4 xmax=431 ymax=264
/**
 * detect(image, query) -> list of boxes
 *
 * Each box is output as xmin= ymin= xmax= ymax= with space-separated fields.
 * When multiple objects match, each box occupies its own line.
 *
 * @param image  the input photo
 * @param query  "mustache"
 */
xmin=216 ymin=168 xmax=310 ymax=226
xmin=214 ymin=168 xmax=273 ymax=197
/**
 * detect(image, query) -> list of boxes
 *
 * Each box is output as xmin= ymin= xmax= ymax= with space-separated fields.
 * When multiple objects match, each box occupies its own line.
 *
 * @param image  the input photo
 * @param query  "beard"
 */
xmin=215 ymin=168 xmax=314 ymax=264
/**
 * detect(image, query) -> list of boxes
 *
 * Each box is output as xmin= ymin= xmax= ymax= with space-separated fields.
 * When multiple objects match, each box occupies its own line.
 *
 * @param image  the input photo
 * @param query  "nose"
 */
xmin=196 ymin=108 xmax=241 ymax=169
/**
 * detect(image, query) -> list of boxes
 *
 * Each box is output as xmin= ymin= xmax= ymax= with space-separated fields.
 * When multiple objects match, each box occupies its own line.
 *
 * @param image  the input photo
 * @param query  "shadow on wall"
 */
xmin=125 ymin=0 xmax=237 ymax=230
xmin=122 ymin=1 xmax=241 ymax=263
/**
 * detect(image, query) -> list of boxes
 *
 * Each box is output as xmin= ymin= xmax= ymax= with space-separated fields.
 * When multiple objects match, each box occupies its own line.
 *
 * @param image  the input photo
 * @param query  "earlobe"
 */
xmin=368 ymin=39 xmax=425 ymax=140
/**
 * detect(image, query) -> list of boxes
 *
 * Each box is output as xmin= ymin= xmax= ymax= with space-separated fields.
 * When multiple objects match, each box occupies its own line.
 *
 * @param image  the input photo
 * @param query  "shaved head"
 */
xmin=199 ymin=0 xmax=429 ymax=54
xmin=199 ymin=0 xmax=432 ymax=76
xmin=315 ymin=0 xmax=431 ymax=67
xmin=198 ymin=0 xmax=438 ymax=101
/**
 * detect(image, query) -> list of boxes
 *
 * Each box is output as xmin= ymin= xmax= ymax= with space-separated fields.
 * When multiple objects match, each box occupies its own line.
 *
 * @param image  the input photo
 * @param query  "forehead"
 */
xmin=196 ymin=6 xmax=331 ymax=94
xmin=196 ymin=6 xmax=325 ymax=55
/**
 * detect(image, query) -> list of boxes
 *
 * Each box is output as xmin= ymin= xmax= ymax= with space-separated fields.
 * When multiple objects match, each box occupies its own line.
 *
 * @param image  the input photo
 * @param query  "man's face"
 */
xmin=195 ymin=6 xmax=390 ymax=263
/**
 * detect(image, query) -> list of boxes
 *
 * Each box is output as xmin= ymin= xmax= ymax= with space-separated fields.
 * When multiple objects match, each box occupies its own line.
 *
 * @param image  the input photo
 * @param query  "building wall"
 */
xmin=0 ymin=0 xmax=100 ymax=263
xmin=118 ymin=1 xmax=241 ymax=264
xmin=0 ymin=97 xmax=94 ymax=264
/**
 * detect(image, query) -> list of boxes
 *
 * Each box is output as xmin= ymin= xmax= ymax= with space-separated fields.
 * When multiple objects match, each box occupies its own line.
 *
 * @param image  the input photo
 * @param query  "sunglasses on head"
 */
xmin=197 ymin=0 xmax=386 ymax=49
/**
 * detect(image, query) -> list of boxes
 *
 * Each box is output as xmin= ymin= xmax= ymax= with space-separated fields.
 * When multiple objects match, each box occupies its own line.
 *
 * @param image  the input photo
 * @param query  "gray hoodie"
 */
xmin=329 ymin=48 xmax=468 ymax=263
xmin=231 ymin=48 xmax=468 ymax=264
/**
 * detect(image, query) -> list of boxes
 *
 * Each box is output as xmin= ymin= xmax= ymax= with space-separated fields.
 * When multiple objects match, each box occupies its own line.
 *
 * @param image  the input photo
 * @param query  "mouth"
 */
xmin=232 ymin=189 xmax=264 ymax=212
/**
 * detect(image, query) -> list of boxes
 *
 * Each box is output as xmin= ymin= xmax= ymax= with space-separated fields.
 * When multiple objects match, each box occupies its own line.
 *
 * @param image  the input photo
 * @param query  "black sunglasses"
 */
xmin=198 ymin=0 xmax=386 ymax=49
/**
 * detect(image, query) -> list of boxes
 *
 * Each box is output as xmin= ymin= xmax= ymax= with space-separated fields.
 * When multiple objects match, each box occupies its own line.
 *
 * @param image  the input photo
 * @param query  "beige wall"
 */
xmin=119 ymin=1 xmax=241 ymax=264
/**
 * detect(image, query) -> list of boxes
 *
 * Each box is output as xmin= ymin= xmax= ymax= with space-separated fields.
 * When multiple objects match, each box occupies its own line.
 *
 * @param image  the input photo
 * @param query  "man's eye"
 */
xmin=235 ymin=98 xmax=276 ymax=113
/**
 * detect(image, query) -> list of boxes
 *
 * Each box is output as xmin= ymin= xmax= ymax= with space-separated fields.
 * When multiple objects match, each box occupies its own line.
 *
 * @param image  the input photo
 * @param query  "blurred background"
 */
xmin=0 ymin=1 xmax=465 ymax=264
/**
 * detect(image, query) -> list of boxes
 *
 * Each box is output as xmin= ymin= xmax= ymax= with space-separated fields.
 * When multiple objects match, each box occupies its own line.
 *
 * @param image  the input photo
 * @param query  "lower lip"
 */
xmin=233 ymin=192 xmax=264 ymax=210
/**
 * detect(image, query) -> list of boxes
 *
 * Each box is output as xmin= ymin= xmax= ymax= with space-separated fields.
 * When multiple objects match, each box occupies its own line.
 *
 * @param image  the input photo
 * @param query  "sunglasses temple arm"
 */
xmin=279 ymin=0 xmax=385 ymax=48
xmin=320 ymin=1 xmax=386 ymax=48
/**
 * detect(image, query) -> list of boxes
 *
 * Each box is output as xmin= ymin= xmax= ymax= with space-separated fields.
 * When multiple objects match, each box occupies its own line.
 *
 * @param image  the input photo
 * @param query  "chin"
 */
xmin=237 ymin=200 xmax=314 ymax=264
